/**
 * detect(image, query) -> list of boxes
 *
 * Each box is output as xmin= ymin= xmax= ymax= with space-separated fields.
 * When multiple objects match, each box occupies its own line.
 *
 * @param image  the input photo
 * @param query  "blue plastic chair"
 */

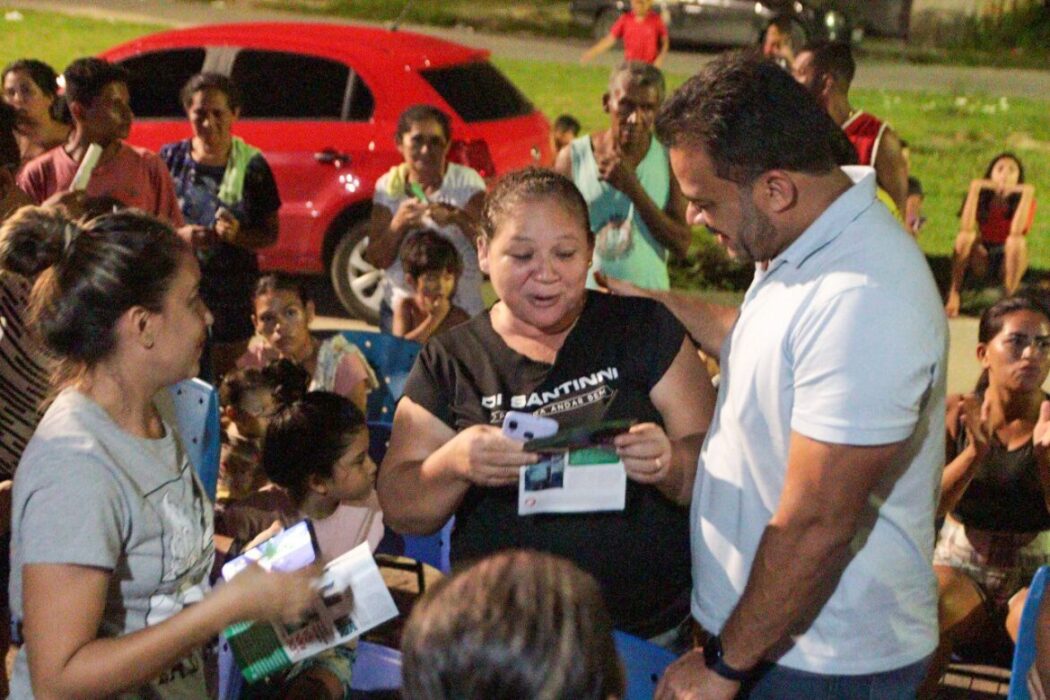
xmin=402 ymin=517 xmax=454 ymax=575
xmin=350 ymin=641 xmax=403 ymax=692
xmin=367 ymin=420 xmax=393 ymax=466
xmin=167 ymin=378 xmax=220 ymax=499
xmin=1008 ymin=565 xmax=1050 ymax=699
xmin=614 ymin=630 xmax=677 ymax=700
xmin=339 ymin=330 xmax=421 ymax=424
xmin=216 ymin=635 xmax=244 ymax=700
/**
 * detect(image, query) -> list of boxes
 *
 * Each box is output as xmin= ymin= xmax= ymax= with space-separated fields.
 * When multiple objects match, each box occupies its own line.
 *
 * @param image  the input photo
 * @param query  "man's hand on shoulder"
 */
xmin=655 ymin=649 xmax=740 ymax=700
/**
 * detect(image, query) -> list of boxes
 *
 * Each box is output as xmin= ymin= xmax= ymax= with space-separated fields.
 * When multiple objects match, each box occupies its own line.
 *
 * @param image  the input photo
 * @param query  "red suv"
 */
xmin=100 ymin=23 xmax=552 ymax=321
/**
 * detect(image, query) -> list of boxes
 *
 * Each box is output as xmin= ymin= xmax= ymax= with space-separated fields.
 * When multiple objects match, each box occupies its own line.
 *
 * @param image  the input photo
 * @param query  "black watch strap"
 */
xmin=703 ymin=634 xmax=755 ymax=682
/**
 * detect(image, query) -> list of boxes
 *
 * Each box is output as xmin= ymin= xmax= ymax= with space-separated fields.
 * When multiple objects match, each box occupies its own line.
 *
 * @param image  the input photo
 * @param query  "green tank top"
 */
xmin=570 ymin=134 xmax=672 ymax=291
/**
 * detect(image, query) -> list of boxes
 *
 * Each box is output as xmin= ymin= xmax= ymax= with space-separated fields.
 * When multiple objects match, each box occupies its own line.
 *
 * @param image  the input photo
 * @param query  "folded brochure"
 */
xmin=223 ymin=541 xmax=399 ymax=683
xmin=518 ymin=446 xmax=627 ymax=515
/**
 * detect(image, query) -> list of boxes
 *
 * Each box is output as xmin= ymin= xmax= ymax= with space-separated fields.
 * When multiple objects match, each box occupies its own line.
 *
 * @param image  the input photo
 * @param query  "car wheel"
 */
xmin=594 ymin=8 xmax=620 ymax=40
xmin=330 ymin=218 xmax=383 ymax=324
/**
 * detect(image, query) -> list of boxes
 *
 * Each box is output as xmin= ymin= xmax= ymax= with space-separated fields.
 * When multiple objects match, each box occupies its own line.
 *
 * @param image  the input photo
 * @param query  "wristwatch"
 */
xmin=703 ymin=634 xmax=755 ymax=682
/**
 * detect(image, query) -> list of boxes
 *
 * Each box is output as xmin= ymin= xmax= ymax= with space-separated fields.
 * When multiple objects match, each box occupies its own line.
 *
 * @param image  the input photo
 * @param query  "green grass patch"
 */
xmin=3 ymin=8 xmax=1048 ymax=288
xmin=253 ymin=0 xmax=587 ymax=38
xmin=0 ymin=8 xmax=166 ymax=71
xmin=493 ymin=57 xmax=1050 ymax=277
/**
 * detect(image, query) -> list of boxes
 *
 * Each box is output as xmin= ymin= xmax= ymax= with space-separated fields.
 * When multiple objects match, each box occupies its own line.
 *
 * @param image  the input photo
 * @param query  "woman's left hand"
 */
xmin=1033 ymin=400 xmax=1050 ymax=461
xmin=426 ymin=202 xmax=459 ymax=227
xmin=614 ymin=422 xmax=672 ymax=484
xmin=214 ymin=207 xmax=241 ymax=243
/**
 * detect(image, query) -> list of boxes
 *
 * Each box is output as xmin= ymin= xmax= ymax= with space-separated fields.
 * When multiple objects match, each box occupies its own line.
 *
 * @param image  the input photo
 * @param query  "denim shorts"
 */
xmin=933 ymin=515 xmax=1050 ymax=608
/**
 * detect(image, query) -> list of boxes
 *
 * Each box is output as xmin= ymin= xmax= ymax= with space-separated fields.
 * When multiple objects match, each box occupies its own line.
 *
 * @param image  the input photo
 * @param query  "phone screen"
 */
xmin=221 ymin=519 xmax=318 ymax=581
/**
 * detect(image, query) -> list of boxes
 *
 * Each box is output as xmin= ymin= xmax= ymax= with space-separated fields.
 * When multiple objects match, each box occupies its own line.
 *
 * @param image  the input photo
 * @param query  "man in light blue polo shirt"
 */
xmin=606 ymin=54 xmax=946 ymax=699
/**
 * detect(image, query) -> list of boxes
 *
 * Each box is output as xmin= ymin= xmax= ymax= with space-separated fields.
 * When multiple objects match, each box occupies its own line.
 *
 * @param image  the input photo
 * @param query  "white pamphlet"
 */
xmin=518 ymin=448 xmax=627 ymax=515
xmin=223 ymin=542 xmax=399 ymax=683
xmin=69 ymin=143 xmax=102 ymax=191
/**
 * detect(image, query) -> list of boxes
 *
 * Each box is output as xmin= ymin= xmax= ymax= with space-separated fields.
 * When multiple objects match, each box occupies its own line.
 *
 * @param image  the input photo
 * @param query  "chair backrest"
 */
xmin=402 ymin=517 xmax=454 ymax=575
xmin=351 ymin=640 xmax=403 ymax=691
xmin=165 ymin=378 xmax=220 ymax=500
xmin=339 ymin=330 xmax=421 ymax=424
xmin=1008 ymin=565 xmax=1050 ymax=700
xmin=613 ymin=630 xmax=677 ymax=700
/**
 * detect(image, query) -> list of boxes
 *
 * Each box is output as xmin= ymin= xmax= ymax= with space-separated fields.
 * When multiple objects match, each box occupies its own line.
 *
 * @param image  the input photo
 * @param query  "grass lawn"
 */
xmin=254 ymin=0 xmax=585 ymax=37
xmin=2 ymin=7 xmax=1048 ymax=281
xmin=0 ymin=8 xmax=166 ymax=70
xmin=494 ymin=57 xmax=1050 ymax=272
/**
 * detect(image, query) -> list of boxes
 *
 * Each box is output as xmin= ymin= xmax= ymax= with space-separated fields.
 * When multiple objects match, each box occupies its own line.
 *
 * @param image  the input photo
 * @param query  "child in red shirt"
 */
xmin=581 ymin=0 xmax=669 ymax=67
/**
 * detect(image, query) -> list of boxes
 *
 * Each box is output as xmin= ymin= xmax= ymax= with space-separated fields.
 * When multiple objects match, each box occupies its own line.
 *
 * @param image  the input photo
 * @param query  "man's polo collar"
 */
xmin=771 ymin=166 xmax=877 ymax=270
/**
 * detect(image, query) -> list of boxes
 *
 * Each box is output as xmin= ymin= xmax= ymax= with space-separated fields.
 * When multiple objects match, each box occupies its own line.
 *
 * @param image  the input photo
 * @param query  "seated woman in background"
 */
xmin=1 ymin=59 xmax=69 ymax=165
xmin=921 ymin=295 xmax=1050 ymax=696
xmin=238 ymin=275 xmax=376 ymax=413
xmin=0 ymin=206 xmax=316 ymax=698
xmin=364 ymin=104 xmax=486 ymax=332
xmin=946 ymin=152 xmax=1037 ymax=317
xmin=160 ymin=72 xmax=281 ymax=380
xmin=378 ymin=167 xmax=714 ymax=645
xmin=402 ymin=550 xmax=625 ymax=700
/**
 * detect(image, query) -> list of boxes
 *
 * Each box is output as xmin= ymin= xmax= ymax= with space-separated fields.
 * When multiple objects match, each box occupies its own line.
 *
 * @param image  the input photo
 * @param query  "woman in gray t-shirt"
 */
xmin=0 ymin=206 xmax=318 ymax=698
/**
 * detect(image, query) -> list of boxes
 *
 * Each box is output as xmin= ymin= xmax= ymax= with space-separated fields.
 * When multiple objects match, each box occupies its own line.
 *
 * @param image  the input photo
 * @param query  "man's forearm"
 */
xmin=653 ymin=290 xmax=737 ymax=357
xmin=623 ymin=178 xmax=692 ymax=258
xmin=717 ymin=519 xmax=855 ymax=670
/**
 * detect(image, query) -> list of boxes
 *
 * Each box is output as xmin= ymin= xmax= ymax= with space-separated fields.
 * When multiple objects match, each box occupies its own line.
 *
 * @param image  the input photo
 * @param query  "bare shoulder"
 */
xmin=553 ymin=143 xmax=574 ymax=177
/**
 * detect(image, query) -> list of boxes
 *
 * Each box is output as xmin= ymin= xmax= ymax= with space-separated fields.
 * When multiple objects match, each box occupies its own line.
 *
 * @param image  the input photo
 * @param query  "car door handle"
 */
xmin=314 ymin=149 xmax=351 ymax=166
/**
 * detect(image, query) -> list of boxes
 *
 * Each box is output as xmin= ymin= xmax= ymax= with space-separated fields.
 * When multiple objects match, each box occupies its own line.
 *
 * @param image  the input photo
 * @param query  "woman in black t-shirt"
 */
xmin=926 ymin=295 xmax=1050 ymax=690
xmin=377 ymin=167 xmax=715 ymax=641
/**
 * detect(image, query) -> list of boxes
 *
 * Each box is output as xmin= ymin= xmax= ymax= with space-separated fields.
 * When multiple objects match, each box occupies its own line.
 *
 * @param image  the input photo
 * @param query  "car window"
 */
xmin=346 ymin=73 xmax=375 ymax=122
xmin=117 ymin=49 xmax=206 ymax=118
xmin=231 ymin=50 xmax=349 ymax=119
xmin=420 ymin=62 xmax=534 ymax=122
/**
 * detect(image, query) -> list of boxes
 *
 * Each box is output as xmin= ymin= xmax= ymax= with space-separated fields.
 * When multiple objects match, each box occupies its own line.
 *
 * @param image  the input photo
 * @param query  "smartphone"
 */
xmin=221 ymin=519 xmax=318 ymax=581
xmin=502 ymin=411 xmax=558 ymax=442
xmin=409 ymin=182 xmax=429 ymax=203
xmin=524 ymin=419 xmax=637 ymax=453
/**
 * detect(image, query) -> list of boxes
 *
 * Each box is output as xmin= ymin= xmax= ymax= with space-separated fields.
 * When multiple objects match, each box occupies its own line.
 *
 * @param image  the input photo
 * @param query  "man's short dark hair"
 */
xmin=800 ymin=41 xmax=855 ymax=89
xmin=553 ymin=114 xmax=581 ymax=135
xmin=655 ymin=52 xmax=841 ymax=185
xmin=62 ymin=57 xmax=130 ymax=108
xmin=609 ymin=61 xmax=666 ymax=103
xmin=765 ymin=14 xmax=795 ymax=36
xmin=0 ymin=102 xmax=19 ymax=171
xmin=180 ymin=72 xmax=242 ymax=111
xmin=400 ymin=229 xmax=463 ymax=279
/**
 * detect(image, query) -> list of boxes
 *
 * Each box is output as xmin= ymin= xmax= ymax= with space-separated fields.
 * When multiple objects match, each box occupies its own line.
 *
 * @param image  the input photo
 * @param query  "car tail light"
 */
xmin=448 ymin=139 xmax=496 ymax=179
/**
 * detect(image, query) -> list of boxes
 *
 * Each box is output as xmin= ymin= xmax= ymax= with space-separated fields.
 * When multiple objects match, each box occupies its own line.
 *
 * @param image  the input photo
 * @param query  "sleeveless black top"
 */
xmin=952 ymin=395 xmax=1050 ymax=533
